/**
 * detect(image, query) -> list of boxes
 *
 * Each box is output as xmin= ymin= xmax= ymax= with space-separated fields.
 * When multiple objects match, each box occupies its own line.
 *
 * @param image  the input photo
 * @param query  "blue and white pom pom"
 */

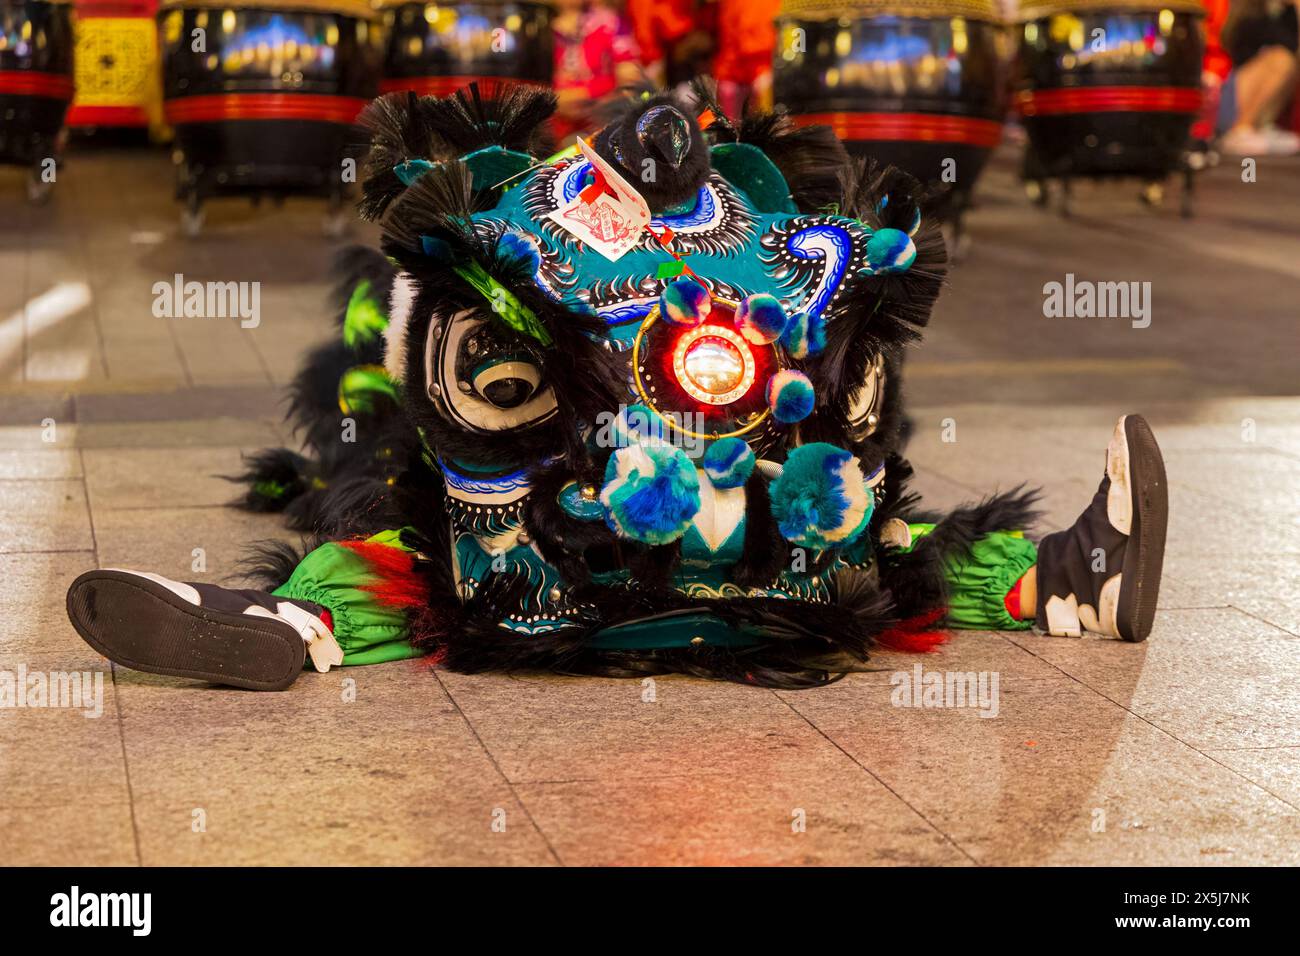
xmin=768 ymin=443 xmax=873 ymax=550
xmin=601 ymin=442 xmax=701 ymax=545
xmin=660 ymin=276 xmax=711 ymax=327
xmin=864 ymin=227 xmax=917 ymax=275
xmin=734 ymin=293 xmax=790 ymax=345
xmin=611 ymin=403 xmax=666 ymax=448
xmin=780 ymin=310 xmax=826 ymax=359
xmin=766 ymin=369 xmax=816 ymax=424
xmin=702 ymin=437 xmax=755 ymax=489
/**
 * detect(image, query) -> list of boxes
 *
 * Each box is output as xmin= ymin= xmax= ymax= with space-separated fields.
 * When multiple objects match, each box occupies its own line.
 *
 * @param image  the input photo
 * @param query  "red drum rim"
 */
xmin=163 ymin=92 xmax=369 ymax=124
xmin=68 ymin=104 xmax=150 ymax=126
xmin=379 ymin=75 xmax=546 ymax=97
xmin=0 ymin=70 xmax=75 ymax=101
xmin=792 ymin=112 xmax=1003 ymax=148
xmin=1016 ymin=86 xmax=1201 ymax=117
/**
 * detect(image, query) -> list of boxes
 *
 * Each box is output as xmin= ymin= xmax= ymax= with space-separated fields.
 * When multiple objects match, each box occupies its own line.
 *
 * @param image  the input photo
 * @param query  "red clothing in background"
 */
xmin=626 ymin=0 xmax=695 ymax=65
xmin=1202 ymin=0 xmax=1233 ymax=82
xmin=713 ymin=0 xmax=780 ymax=86
xmin=553 ymin=6 xmax=641 ymax=140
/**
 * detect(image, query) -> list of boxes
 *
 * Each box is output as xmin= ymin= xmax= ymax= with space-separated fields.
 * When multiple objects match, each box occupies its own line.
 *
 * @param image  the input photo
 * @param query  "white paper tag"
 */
xmin=547 ymin=137 xmax=651 ymax=262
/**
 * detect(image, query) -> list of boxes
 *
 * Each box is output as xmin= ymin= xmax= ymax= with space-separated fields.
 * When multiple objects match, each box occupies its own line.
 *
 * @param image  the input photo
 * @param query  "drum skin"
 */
xmin=0 ymin=0 xmax=75 ymax=167
xmin=158 ymin=3 xmax=383 ymax=200
xmin=1016 ymin=7 xmax=1204 ymax=179
xmin=773 ymin=9 xmax=1008 ymax=210
xmin=380 ymin=1 xmax=554 ymax=97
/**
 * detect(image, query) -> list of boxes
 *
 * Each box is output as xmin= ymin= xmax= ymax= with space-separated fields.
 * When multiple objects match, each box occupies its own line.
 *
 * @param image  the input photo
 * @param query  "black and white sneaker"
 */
xmin=66 ymin=569 xmax=343 ymax=691
xmin=1035 ymin=414 xmax=1168 ymax=642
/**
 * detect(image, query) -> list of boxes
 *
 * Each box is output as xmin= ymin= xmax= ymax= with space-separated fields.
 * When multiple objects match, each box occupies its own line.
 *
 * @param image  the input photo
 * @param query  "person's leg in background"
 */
xmin=1222 ymin=3 xmax=1300 ymax=154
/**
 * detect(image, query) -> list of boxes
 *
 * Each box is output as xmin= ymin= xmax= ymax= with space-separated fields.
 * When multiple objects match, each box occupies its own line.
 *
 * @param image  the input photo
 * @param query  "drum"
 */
xmin=158 ymin=0 xmax=384 ymax=233
xmin=0 ymin=0 xmax=74 ymax=198
xmin=773 ymin=0 xmax=1009 ymax=238
xmin=1016 ymin=0 xmax=1205 ymax=211
xmin=66 ymin=0 xmax=162 ymax=133
xmin=378 ymin=1 xmax=554 ymax=98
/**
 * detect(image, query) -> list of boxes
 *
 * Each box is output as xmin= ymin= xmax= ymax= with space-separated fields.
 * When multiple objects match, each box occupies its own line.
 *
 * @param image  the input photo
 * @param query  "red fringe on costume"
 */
xmin=339 ymin=540 xmax=428 ymax=610
xmin=875 ymin=607 xmax=949 ymax=653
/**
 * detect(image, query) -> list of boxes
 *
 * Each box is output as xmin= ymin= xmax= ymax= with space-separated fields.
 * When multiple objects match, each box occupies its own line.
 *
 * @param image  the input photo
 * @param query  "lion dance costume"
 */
xmin=66 ymin=83 xmax=1169 ymax=689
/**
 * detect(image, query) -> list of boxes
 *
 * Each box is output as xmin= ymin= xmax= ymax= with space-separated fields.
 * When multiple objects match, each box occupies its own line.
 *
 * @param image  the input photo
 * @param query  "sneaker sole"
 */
xmin=1115 ymin=415 xmax=1168 ymax=642
xmin=66 ymin=570 xmax=305 ymax=691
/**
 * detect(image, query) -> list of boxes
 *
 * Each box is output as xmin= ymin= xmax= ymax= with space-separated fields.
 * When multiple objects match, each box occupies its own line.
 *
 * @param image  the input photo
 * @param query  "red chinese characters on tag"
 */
xmin=547 ymin=137 xmax=651 ymax=262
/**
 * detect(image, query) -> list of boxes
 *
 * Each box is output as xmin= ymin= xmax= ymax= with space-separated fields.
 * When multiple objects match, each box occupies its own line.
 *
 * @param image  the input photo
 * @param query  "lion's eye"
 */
xmin=426 ymin=312 xmax=558 ymax=433
xmin=846 ymin=353 xmax=886 ymax=438
xmin=470 ymin=356 xmax=542 ymax=409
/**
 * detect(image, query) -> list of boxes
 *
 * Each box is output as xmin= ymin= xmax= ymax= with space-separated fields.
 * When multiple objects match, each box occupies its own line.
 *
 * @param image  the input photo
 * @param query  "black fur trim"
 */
xmin=521 ymin=459 xmax=619 ymax=586
xmin=358 ymin=91 xmax=442 ymax=222
xmin=423 ymin=576 xmax=899 ymax=689
xmin=230 ymin=448 xmax=309 ymax=514
xmin=422 ymin=81 xmax=557 ymax=158
xmin=732 ymin=468 xmax=789 ymax=588
xmin=235 ymin=537 xmax=317 ymax=590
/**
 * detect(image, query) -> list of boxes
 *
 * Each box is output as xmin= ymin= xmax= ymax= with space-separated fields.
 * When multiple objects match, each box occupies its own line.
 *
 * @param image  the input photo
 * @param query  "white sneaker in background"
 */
xmin=1260 ymin=126 xmax=1300 ymax=155
xmin=1219 ymin=126 xmax=1273 ymax=156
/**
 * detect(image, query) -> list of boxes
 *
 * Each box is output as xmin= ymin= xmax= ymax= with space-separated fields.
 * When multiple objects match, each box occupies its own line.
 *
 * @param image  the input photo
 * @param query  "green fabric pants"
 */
xmin=272 ymin=530 xmax=423 ymax=666
xmin=910 ymin=524 xmax=1038 ymax=630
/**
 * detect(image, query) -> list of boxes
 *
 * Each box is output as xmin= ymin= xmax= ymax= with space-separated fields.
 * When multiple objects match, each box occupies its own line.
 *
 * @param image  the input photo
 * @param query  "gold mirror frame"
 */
xmin=629 ymin=297 xmax=783 ymax=442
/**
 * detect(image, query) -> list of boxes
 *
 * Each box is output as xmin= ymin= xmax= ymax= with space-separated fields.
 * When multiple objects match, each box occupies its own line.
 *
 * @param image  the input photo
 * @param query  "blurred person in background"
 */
xmin=553 ymin=0 xmax=644 ymax=141
xmin=627 ymin=0 xmax=715 ymax=89
xmin=1219 ymin=0 xmax=1300 ymax=153
xmin=626 ymin=0 xmax=695 ymax=86
xmin=713 ymin=0 xmax=781 ymax=114
xmin=1198 ymin=0 xmax=1233 ymax=142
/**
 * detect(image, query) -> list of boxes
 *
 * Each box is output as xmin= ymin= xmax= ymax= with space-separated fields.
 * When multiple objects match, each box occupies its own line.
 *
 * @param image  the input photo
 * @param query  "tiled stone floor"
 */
xmin=0 ymin=144 xmax=1297 ymax=865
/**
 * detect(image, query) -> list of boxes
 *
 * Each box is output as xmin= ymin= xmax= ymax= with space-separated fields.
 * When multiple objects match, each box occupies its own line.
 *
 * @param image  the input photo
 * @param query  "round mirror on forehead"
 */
xmin=631 ymin=297 xmax=780 ymax=449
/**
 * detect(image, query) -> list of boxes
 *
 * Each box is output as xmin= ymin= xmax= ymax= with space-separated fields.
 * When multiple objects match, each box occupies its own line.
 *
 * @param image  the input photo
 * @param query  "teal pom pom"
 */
xmin=601 ymin=443 xmax=701 ymax=545
xmin=769 ymin=443 xmax=873 ymax=549
xmin=865 ymin=228 xmax=917 ymax=275
xmin=766 ymin=369 xmax=815 ymax=424
xmin=780 ymin=310 xmax=826 ymax=359
xmin=660 ymin=277 xmax=712 ymax=327
xmin=612 ymin=403 xmax=665 ymax=447
xmin=702 ymin=437 xmax=755 ymax=489
xmin=735 ymin=293 xmax=789 ymax=345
